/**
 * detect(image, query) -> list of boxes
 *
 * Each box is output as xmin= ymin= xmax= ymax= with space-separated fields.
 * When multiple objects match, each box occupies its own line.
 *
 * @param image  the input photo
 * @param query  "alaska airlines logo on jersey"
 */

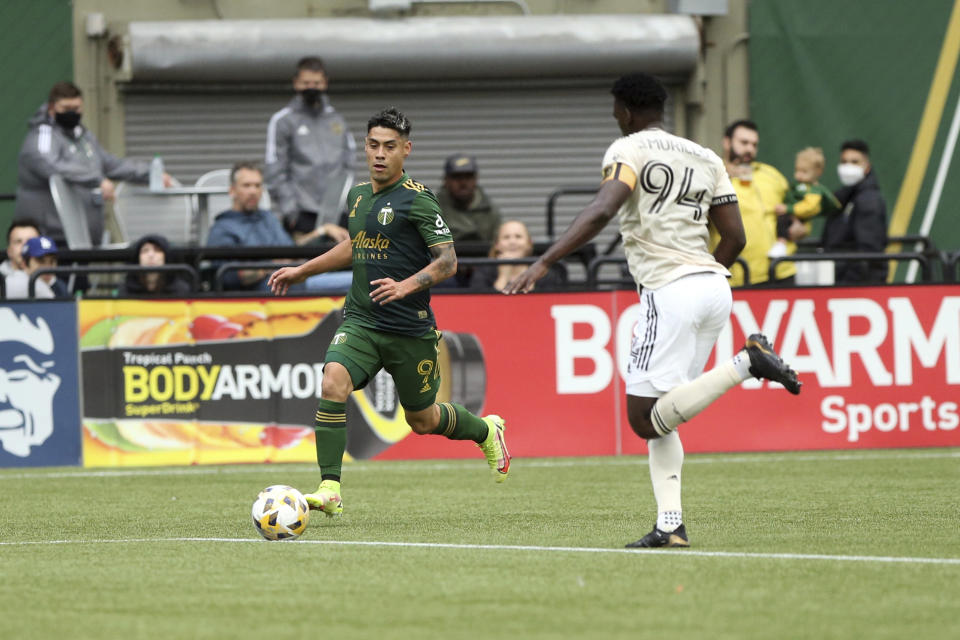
xmin=352 ymin=230 xmax=391 ymax=250
xmin=377 ymin=206 xmax=395 ymax=225
xmin=349 ymin=195 xmax=363 ymax=218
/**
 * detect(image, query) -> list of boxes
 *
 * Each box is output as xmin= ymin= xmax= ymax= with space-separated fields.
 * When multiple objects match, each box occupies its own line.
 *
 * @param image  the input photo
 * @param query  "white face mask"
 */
xmin=837 ymin=163 xmax=866 ymax=186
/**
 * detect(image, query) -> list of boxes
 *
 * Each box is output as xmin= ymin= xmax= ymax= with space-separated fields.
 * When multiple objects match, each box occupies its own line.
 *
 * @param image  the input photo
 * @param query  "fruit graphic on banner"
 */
xmin=79 ymin=298 xmax=487 ymax=467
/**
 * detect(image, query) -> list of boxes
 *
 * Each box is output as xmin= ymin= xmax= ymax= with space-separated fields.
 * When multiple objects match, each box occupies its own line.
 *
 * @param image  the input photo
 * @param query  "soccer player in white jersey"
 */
xmin=505 ymin=72 xmax=801 ymax=548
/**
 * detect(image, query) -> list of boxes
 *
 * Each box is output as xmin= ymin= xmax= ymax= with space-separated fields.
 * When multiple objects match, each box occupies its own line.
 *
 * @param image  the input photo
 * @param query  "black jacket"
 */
xmin=822 ymin=171 xmax=888 ymax=283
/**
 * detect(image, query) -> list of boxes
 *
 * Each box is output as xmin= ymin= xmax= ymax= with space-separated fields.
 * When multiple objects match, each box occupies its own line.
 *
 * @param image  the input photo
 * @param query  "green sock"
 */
xmin=433 ymin=402 xmax=488 ymax=443
xmin=315 ymin=398 xmax=346 ymax=479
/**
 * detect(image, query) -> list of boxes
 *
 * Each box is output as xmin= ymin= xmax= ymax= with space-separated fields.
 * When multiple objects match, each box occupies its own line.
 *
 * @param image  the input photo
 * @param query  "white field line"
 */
xmin=2 ymin=448 xmax=960 ymax=481
xmin=1 ymin=536 xmax=958 ymax=566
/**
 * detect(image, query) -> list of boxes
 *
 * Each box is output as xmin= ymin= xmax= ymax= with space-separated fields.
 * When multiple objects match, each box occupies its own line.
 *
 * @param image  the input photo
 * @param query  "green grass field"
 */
xmin=2 ymin=448 xmax=959 ymax=640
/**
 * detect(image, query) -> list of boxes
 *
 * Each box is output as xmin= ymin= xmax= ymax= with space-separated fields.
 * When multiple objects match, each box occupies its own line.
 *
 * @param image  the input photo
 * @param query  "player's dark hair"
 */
xmin=841 ymin=139 xmax=870 ymax=156
xmin=6 ymin=218 xmax=42 ymax=244
xmin=610 ymin=73 xmax=667 ymax=115
xmin=367 ymin=107 xmax=412 ymax=136
xmin=295 ymin=56 xmax=326 ymax=76
xmin=48 ymin=81 xmax=81 ymax=105
xmin=230 ymin=161 xmax=263 ymax=184
xmin=724 ymin=119 xmax=758 ymax=139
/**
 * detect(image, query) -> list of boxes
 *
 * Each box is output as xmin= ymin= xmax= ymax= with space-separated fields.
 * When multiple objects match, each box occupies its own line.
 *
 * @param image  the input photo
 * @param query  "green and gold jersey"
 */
xmin=343 ymin=172 xmax=453 ymax=336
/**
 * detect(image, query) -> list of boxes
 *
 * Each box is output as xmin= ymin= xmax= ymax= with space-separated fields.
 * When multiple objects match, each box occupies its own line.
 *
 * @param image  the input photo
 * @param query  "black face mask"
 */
xmin=299 ymin=89 xmax=324 ymax=107
xmin=54 ymin=110 xmax=81 ymax=130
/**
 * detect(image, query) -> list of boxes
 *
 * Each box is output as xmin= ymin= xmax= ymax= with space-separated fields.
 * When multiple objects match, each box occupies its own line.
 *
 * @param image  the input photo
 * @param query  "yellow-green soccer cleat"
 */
xmin=304 ymin=479 xmax=343 ymax=518
xmin=478 ymin=415 xmax=511 ymax=483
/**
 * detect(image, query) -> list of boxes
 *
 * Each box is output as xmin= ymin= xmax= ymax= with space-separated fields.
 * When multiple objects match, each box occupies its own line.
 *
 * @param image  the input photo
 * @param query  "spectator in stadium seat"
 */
xmin=711 ymin=120 xmax=794 ymax=286
xmin=822 ymin=139 xmax=889 ymax=284
xmin=119 ymin=234 xmax=192 ymax=296
xmin=505 ymin=72 xmax=801 ymax=549
xmin=469 ymin=220 xmax=562 ymax=291
xmin=14 ymin=81 xmax=173 ymax=247
xmin=437 ymin=154 xmax=502 ymax=245
xmin=207 ymin=161 xmax=351 ymax=292
xmin=436 ymin=154 xmax=503 ymax=286
xmin=1 ymin=218 xmax=41 ymax=280
xmin=265 ymin=56 xmax=356 ymax=245
xmin=4 ymin=236 xmax=67 ymax=299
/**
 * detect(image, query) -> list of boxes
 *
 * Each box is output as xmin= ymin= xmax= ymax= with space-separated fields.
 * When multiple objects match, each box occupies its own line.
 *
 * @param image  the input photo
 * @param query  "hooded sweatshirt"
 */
xmin=14 ymin=104 xmax=149 ymax=246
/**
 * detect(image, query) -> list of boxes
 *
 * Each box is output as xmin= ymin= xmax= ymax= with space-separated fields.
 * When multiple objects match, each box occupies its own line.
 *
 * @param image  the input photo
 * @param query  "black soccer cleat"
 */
xmin=743 ymin=333 xmax=802 ymax=395
xmin=625 ymin=523 xmax=690 ymax=549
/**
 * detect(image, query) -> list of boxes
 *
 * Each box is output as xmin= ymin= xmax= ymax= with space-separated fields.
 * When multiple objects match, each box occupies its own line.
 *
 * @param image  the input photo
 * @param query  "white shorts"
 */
xmin=625 ymin=271 xmax=732 ymax=398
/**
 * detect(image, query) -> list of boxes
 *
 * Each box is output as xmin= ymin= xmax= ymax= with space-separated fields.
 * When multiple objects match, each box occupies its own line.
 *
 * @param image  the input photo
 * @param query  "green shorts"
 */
xmin=324 ymin=319 xmax=442 ymax=412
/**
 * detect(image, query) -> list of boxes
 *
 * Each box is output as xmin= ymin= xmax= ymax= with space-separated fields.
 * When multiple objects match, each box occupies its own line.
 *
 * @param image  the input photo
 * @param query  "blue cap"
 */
xmin=21 ymin=236 xmax=57 ymax=259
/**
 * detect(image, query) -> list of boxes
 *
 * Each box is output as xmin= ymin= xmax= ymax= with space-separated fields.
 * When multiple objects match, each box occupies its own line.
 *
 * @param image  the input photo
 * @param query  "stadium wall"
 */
xmin=2 ymin=286 xmax=957 ymax=468
xmin=750 ymin=0 xmax=960 ymax=277
xmin=0 ymin=0 xmax=73 ymax=237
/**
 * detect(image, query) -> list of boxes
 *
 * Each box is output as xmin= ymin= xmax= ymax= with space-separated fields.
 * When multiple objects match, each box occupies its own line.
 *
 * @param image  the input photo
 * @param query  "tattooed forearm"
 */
xmin=429 ymin=243 xmax=458 ymax=279
xmin=416 ymin=273 xmax=434 ymax=288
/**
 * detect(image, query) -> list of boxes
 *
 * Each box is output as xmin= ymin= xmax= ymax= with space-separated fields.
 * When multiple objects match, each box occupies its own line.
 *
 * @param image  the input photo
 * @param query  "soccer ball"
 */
xmin=251 ymin=485 xmax=310 ymax=541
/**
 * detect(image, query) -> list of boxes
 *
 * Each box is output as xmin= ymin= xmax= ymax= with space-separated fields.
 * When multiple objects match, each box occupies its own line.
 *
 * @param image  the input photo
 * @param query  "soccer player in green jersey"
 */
xmin=268 ymin=107 xmax=510 ymax=517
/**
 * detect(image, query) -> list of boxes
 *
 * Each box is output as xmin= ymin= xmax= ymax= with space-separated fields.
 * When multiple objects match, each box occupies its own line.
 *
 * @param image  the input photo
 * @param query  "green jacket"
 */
xmin=436 ymin=185 xmax=502 ymax=244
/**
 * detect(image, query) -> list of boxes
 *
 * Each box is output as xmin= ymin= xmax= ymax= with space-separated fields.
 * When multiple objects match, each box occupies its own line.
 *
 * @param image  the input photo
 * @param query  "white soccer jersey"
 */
xmin=601 ymin=128 xmax=738 ymax=290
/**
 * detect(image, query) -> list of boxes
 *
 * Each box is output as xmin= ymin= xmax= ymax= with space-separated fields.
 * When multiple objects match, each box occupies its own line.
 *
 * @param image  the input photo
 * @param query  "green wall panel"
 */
xmin=0 ymin=0 xmax=73 ymax=247
xmin=750 ymin=0 xmax=960 ymax=277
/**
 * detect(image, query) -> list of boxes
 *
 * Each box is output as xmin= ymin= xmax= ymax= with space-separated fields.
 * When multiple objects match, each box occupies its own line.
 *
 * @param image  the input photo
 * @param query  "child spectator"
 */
xmin=4 ymin=236 xmax=67 ymax=298
xmin=769 ymin=147 xmax=840 ymax=258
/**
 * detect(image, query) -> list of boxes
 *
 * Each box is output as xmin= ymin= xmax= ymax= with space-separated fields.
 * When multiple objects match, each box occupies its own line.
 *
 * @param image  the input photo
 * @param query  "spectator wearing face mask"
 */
xmin=822 ymin=139 xmax=888 ymax=284
xmin=14 ymin=81 xmax=174 ymax=247
xmin=265 ymin=56 xmax=356 ymax=245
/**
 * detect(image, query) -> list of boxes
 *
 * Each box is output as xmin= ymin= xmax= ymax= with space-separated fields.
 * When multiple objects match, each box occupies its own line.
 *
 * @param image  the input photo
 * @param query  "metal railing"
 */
xmin=769 ymin=252 xmax=931 ymax=283
xmin=545 ymin=185 xmax=598 ymax=241
xmin=27 ymin=264 xmax=200 ymax=298
xmin=213 ymin=257 xmax=569 ymax=292
xmin=587 ymin=256 xmax=750 ymax=288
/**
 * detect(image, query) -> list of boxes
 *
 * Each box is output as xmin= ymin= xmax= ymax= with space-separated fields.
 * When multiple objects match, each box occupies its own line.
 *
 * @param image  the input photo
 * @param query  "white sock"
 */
xmin=731 ymin=350 xmax=753 ymax=379
xmin=648 ymin=431 xmax=683 ymax=531
xmin=651 ymin=360 xmax=744 ymax=436
xmin=657 ymin=510 xmax=683 ymax=532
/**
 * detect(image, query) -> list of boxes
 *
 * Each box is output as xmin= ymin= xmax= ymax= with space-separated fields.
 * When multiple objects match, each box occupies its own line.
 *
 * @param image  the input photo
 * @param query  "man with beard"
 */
xmin=711 ymin=120 xmax=794 ymax=286
xmin=265 ymin=57 xmax=356 ymax=245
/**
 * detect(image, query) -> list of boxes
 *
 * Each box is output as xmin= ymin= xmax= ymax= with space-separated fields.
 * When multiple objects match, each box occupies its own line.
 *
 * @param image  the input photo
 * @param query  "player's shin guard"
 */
xmin=433 ymin=402 xmax=488 ymax=442
xmin=651 ymin=361 xmax=744 ymax=436
xmin=314 ymin=398 xmax=347 ymax=479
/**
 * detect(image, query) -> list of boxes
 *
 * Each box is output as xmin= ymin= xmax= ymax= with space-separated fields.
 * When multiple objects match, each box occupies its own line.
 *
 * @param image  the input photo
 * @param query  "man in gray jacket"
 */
xmin=14 ymin=81 xmax=172 ymax=247
xmin=265 ymin=57 xmax=355 ymax=245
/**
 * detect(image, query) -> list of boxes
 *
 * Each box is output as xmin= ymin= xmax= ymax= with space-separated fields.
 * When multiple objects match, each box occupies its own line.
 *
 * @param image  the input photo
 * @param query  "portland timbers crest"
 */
xmin=377 ymin=206 xmax=395 ymax=225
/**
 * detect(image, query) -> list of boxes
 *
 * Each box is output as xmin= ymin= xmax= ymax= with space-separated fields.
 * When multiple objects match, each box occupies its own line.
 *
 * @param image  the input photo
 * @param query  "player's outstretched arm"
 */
xmin=268 ymin=238 xmax=353 ymax=296
xmin=504 ymin=179 xmax=631 ymax=294
xmin=370 ymin=242 xmax=456 ymax=305
xmin=707 ymin=201 xmax=746 ymax=268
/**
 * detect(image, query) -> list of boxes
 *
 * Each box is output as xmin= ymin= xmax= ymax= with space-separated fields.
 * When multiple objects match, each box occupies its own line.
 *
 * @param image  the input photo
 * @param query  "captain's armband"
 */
xmin=601 ymin=162 xmax=637 ymax=190
xmin=710 ymin=194 xmax=738 ymax=206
